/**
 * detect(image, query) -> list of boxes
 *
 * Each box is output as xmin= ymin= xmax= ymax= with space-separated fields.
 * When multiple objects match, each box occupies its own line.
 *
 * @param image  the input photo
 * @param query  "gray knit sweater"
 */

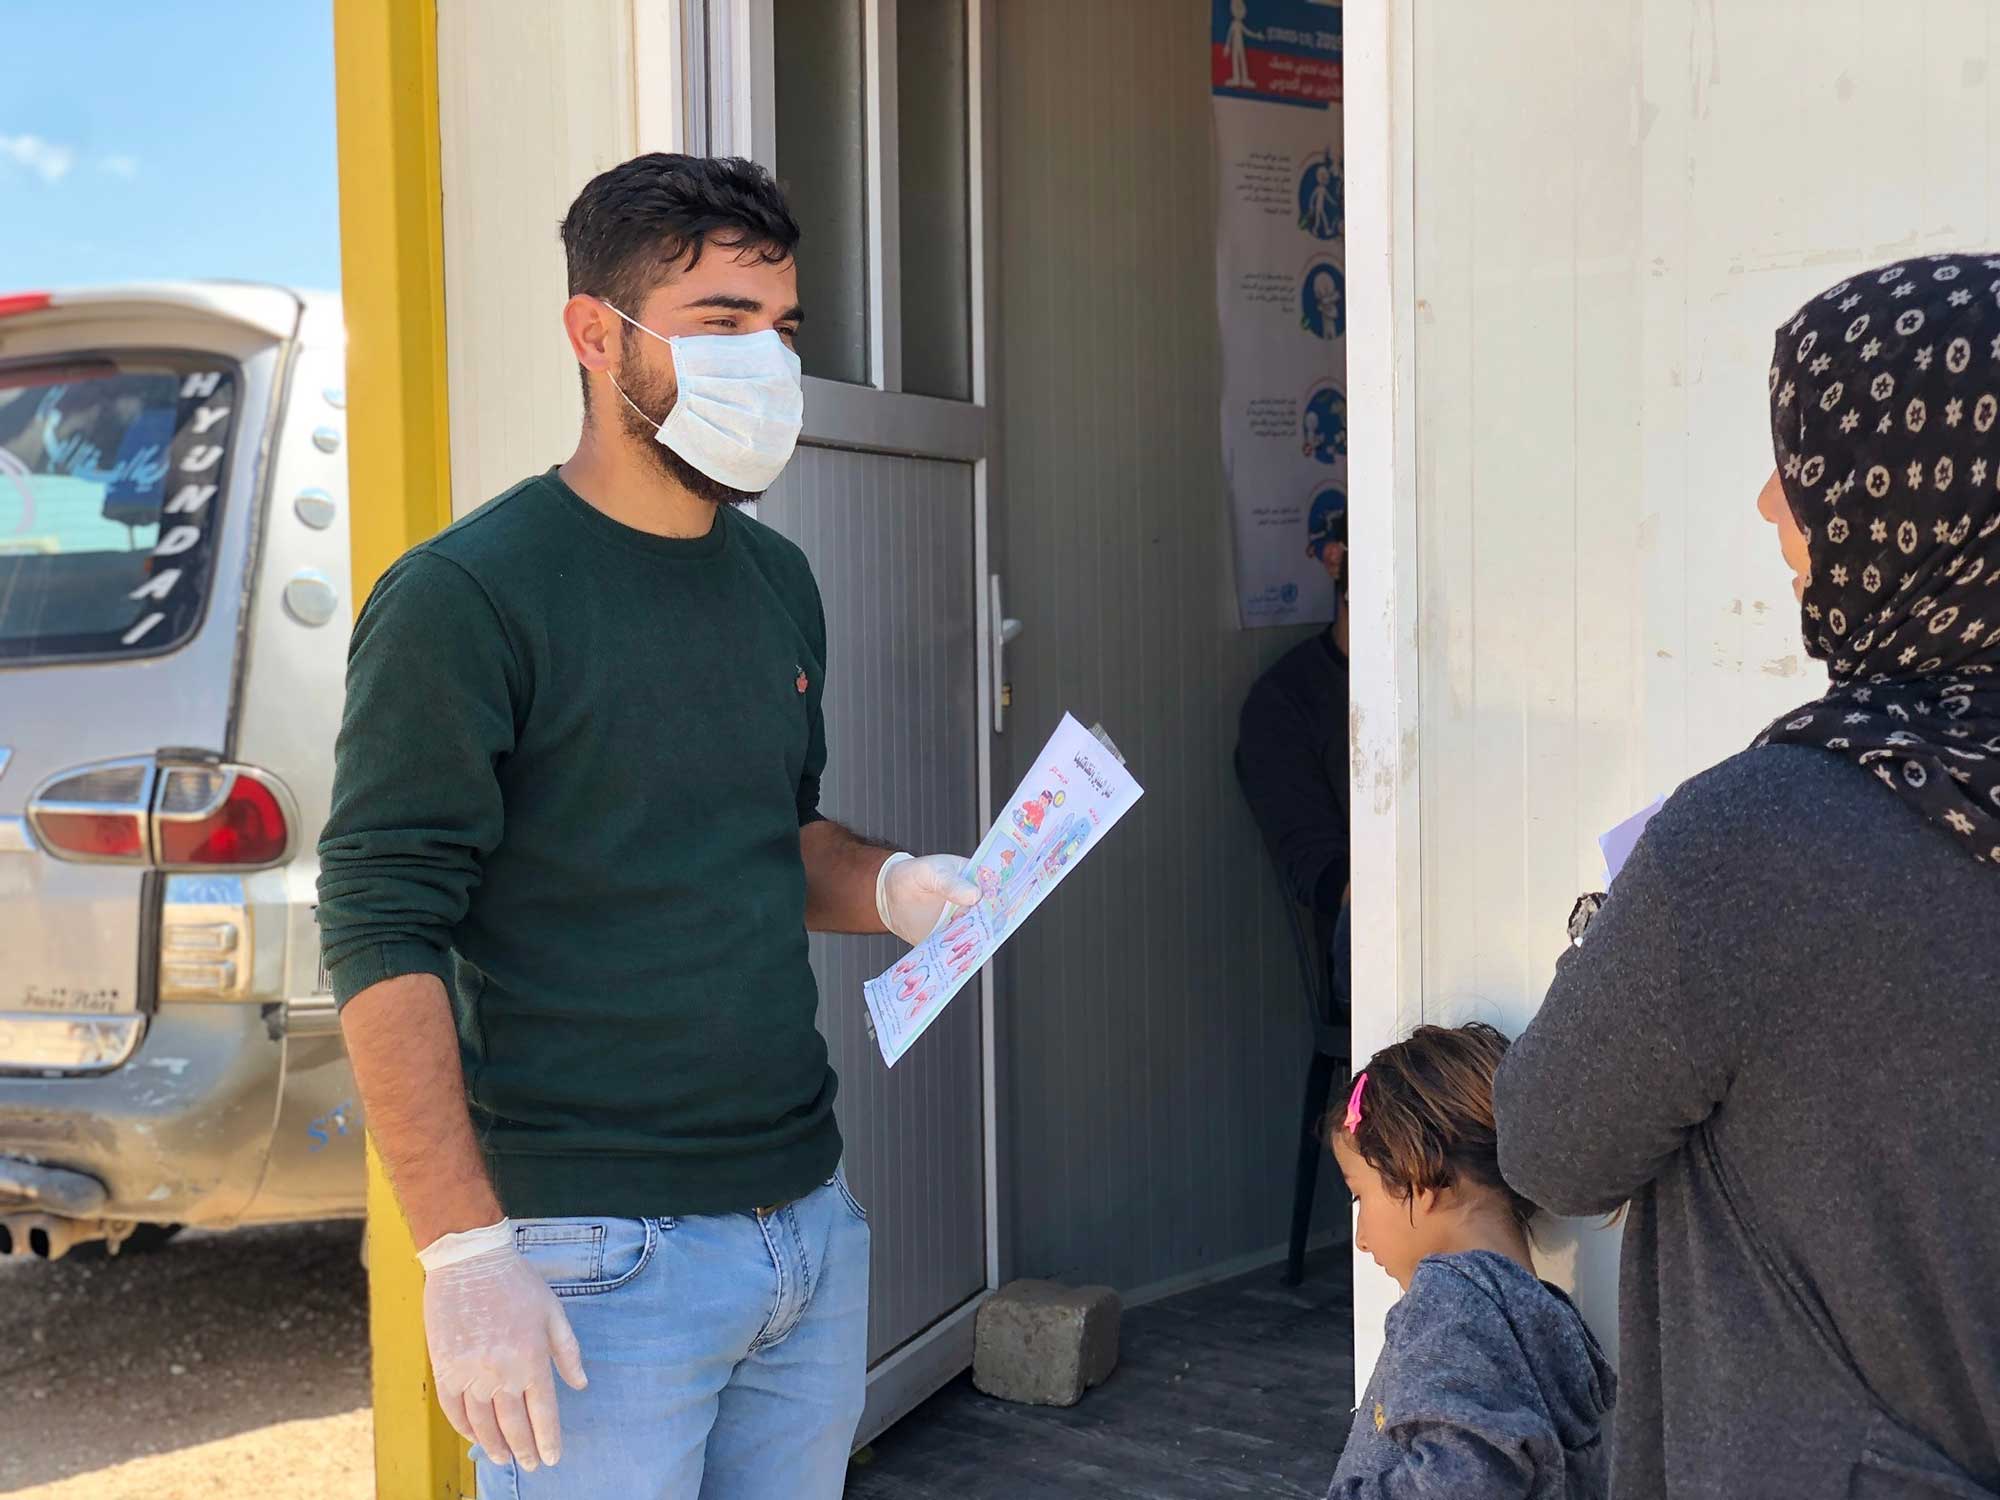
xmin=1496 ymin=746 xmax=2000 ymax=1500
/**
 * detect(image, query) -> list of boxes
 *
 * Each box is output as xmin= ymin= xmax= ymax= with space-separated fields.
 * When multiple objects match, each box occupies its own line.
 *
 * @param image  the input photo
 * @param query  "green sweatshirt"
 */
xmin=317 ymin=470 xmax=841 ymax=1218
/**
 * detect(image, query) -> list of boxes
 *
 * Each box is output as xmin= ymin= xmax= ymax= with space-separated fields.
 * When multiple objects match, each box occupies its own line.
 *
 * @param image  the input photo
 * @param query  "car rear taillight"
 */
xmin=25 ymin=761 xmax=155 ymax=865
xmin=0 ymin=291 xmax=53 ymax=318
xmin=28 ymin=759 xmax=293 ymax=870
xmin=155 ymin=767 xmax=289 ymax=867
xmin=32 ymin=811 xmax=149 ymax=859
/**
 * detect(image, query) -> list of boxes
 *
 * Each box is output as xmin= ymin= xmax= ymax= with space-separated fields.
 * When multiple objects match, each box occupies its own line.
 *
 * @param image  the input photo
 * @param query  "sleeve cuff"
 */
xmin=329 ymin=939 xmax=456 ymax=1010
xmin=797 ymin=773 xmax=825 ymax=827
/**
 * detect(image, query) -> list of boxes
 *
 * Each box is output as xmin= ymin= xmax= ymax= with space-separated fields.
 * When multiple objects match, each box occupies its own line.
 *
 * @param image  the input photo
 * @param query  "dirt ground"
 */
xmin=0 ymin=1220 xmax=373 ymax=1498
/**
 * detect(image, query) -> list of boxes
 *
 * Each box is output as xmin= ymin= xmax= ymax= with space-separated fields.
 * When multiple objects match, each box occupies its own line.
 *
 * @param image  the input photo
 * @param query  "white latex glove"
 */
xmin=419 ymin=1220 xmax=587 ymax=1472
xmin=877 ymin=852 xmax=980 ymax=946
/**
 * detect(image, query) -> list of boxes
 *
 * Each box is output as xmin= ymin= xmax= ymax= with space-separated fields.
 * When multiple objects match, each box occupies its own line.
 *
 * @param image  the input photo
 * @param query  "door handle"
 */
xmin=990 ymin=574 xmax=1022 ymax=733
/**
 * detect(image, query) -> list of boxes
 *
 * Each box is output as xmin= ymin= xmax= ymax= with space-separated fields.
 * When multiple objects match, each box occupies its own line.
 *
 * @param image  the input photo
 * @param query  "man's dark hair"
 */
xmin=560 ymin=153 xmax=800 ymax=405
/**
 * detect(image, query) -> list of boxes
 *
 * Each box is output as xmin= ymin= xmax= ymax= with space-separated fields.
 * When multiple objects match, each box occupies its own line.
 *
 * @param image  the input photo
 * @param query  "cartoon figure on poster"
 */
xmin=1306 ymin=485 xmax=1347 ymax=577
xmin=1302 ymin=383 xmax=1347 ymax=465
xmin=1298 ymin=149 xmax=1343 ymax=241
xmin=1012 ymin=787 xmax=1064 ymax=839
xmin=979 ymin=846 xmax=1041 ymax=931
xmin=1039 ymin=812 xmax=1094 ymax=878
xmin=1221 ymin=0 xmax=1261 ymax=89
xmin=985 ymin=846 xmax=1024 ymax=907
xmin=1301 ymin=261 xmax=1345 ymax=341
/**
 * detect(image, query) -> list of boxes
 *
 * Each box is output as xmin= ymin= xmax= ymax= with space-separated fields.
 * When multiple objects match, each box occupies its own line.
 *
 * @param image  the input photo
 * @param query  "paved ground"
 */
xmin=1 ymin=1220 xmax=371 ymax=1497
xmin=6 ymin=1412 xmax=374 ymax=1500
xmin=3 ymin=1220 xmax=1350 ymax=1499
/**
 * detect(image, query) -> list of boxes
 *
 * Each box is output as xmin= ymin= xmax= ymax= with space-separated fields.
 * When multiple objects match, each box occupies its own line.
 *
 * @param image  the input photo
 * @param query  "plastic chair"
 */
xmin=1276 ymin=890 xmax=1349 ymax=1287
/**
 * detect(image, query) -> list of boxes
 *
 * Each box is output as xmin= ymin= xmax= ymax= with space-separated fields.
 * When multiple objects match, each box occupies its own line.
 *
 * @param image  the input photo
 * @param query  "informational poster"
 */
xmin=863 ymin=717 xmax=1144 ymax=1068
xmin=1212 ymin=0 xmax=1346 ymax=629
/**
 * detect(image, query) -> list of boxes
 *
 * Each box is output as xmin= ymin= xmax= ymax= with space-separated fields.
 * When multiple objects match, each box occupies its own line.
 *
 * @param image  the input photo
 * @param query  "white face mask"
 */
xmin=601 ymin=301 xmax=805 ymax=493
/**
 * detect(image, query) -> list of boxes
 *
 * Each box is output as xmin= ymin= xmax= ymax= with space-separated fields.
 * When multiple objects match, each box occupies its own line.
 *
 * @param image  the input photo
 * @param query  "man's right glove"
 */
xmin=419 ymin=1220 xmax=589 ymax=1473
xmin=876 ymin=852 xmax=980 ymax=946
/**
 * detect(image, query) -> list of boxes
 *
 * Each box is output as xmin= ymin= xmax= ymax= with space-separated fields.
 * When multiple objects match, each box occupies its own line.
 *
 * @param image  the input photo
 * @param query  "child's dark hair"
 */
xmin=1337 ymin=1022 xmax=1537 ymax=1230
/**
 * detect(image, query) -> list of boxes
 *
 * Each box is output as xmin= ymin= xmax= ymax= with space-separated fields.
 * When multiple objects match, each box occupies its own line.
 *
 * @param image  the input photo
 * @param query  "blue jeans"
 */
xmin=475 ymin=1172 xmax=871 ymax=1499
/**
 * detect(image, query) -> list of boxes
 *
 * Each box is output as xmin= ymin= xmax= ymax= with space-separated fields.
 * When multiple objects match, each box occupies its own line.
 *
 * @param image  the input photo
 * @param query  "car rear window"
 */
xmin=0 ymin=353 xmax=239 ymax=662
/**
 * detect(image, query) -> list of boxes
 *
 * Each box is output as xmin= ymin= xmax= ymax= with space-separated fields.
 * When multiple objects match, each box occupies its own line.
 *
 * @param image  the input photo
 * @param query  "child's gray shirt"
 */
xmin=1328 ymin=1251 xmax=1615 ymax=1499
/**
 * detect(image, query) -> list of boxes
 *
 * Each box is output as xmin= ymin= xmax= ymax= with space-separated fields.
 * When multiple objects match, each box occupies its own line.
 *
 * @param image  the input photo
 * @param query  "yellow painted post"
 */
xmin=331 ymin=0 xmax=468 ymax=1494
xmin=363 ymin=1140 xmax=472 ymax=1498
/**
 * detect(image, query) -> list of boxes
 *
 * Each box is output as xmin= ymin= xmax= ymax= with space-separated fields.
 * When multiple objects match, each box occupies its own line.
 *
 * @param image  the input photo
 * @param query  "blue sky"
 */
xmin=0 ymin=2 xmax=340 ymax=293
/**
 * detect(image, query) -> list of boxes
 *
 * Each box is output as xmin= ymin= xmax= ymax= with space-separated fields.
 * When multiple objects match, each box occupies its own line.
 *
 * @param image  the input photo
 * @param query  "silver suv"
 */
xmin=0 ymin=283 xmax=364 ymax=1258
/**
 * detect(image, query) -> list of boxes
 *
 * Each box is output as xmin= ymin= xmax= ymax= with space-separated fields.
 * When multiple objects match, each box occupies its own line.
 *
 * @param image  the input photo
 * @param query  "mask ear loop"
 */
xmin=596 ymin=299 xmax=674 ymax=432
xmin=606 ymin=369 xmax=664 ymax=431
xmin=598 ymin=297 xmax=670 ymax=345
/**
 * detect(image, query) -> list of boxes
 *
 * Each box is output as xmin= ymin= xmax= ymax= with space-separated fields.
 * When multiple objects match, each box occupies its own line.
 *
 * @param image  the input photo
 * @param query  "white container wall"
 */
xmin=1347 ymin=0 xmax=2000 ymax=1388
xmin=436 ymin=0 xmax=661 ymax=520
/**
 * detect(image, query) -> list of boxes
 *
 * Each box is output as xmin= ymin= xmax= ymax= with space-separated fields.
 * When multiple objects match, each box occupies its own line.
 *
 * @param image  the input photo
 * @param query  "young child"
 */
xmin=1328 ymin=1023 xmax=1614 ymax=1499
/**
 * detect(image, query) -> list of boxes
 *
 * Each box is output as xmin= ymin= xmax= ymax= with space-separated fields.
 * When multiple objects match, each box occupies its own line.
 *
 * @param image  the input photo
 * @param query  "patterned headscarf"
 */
xmin=1758 ymin=252 xmax=2000 ymax=865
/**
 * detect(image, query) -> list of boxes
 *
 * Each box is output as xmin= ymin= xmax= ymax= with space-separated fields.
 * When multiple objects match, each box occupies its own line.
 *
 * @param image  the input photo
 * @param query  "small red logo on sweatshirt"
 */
xmin=796 ymin=667 xmax=809 ymax=695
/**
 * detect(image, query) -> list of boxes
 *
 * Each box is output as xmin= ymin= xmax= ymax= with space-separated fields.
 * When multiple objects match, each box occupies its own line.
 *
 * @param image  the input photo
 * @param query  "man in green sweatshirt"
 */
xmin=317 ymin=153 xmax=975 ymax=1499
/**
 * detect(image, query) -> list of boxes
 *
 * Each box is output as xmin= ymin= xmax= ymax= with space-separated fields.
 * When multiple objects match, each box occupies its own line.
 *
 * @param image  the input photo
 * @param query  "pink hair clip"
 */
xmin=1343 ymin=1072 xmax=1368 ymax=1134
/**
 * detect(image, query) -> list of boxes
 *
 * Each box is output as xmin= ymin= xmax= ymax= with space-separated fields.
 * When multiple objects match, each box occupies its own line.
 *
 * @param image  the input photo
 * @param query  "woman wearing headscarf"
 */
xmin=1494 ymin=253 xmax=2000 ymax=1499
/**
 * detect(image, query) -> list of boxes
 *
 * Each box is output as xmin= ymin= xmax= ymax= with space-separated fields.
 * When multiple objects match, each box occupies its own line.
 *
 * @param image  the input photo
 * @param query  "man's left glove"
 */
xmin=877 ymin=853 xmax=980 ymax=946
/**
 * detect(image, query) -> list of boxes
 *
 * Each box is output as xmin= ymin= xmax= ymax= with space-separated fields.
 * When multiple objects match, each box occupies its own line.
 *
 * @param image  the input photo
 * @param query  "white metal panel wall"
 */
xmin=757 ymin=444 xmax=989 ymax=1363
xmin=994 ymin=0 xmax=1342 ymax=1295
xmin=437 ymin=0 xmax=638 ymax=517
xmin=1386 ymin=0 xmax=2000 ymax=1371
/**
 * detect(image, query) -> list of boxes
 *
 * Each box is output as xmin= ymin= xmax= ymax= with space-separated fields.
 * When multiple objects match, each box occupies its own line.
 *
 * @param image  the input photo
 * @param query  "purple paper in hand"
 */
xmin=1598 ymin=796 xmax=1664 ymax=886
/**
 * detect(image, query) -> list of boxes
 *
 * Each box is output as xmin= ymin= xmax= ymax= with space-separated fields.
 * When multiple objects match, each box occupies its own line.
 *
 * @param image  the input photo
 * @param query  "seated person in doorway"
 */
xmin=1235 ymin=490 xmax=1351 ymax=1000
xmin=1329 ymin=1024 xmax=1615 ymax=1498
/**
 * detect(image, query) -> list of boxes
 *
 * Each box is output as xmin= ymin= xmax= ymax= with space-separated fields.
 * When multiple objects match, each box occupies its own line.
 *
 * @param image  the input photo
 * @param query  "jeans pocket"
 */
xmin=830 ymin=1166 xmax=869 ymax=1224
xmin=513 ymin=1217 xmax=656 ymax=1297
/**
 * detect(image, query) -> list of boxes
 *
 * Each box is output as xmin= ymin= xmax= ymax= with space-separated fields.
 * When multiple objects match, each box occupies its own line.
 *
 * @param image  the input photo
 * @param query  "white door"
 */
xmin=688 ymin=0 xmax=1001 ymax=1442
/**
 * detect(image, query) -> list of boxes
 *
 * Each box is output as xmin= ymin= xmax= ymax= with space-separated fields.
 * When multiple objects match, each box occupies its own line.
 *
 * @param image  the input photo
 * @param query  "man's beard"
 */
xmin=614 ymin=345 xmax=763 ymax=508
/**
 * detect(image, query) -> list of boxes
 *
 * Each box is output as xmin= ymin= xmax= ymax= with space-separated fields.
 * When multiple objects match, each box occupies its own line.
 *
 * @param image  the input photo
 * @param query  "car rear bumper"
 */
xmin=0 ymin=1156 xmax=108 ymax=1215
xmin=0 ymin=1003 xmax=286 ymax=1225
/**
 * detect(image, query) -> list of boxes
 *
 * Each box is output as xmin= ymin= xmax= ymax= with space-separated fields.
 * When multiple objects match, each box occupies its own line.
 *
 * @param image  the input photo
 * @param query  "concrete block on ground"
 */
xmin=973 ymin=1279 xmax=1121 ymax=1407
